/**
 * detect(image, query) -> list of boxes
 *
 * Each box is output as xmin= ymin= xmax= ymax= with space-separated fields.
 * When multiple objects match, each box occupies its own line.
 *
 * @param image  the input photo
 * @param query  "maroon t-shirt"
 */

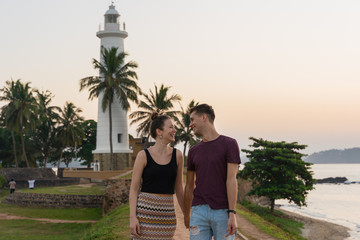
xmin=187 ymin=135 xmax=241 ymax=209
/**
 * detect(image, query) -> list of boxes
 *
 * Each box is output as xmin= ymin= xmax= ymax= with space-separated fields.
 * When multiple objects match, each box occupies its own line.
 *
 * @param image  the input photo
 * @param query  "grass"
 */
xmin=238 ymin=201 xmax=306 ymax=240
xmin=0 ymin=189 xmax=8 ymax=199
xmin=18 ymin=184 xmax=106 ymax=195
xmin=0 ymin=220 xmax=91 ymax=240
xmin=82 ymin=204 xmax=130 ymax=240
xmin=119 ymin=172 xmax=132 ymax=179
xmin=0 ymin=185 xmax=102 ymax=240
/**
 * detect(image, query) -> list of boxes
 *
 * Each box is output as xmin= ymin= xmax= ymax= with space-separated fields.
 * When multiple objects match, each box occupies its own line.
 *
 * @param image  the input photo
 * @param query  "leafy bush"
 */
xmin=0 ymin=174 xmax=6 ymax=188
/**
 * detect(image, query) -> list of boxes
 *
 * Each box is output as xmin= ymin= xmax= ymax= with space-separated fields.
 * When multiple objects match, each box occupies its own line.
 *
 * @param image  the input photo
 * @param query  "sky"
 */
xmin=1 ymin=0 xmax=360 ymax=155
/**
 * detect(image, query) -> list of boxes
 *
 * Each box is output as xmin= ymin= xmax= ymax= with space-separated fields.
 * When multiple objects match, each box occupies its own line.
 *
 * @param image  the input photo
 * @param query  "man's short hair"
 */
xmin=190 ymin=104 xmax=215 ymax=123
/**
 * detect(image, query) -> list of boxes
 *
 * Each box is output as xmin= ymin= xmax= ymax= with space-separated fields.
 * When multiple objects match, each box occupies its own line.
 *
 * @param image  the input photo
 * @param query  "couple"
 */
xmin=129 ymin=104 xmax=241 ymax=240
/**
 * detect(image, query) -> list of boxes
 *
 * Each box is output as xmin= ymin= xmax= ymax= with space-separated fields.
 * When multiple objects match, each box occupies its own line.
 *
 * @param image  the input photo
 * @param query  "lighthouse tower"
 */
xmin=93 ymin=4 xmax=132 ymax=171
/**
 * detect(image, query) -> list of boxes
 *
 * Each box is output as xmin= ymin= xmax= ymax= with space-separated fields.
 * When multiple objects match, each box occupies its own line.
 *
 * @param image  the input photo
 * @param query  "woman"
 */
xmin=129 ymin=113 xmax=185 ymax=239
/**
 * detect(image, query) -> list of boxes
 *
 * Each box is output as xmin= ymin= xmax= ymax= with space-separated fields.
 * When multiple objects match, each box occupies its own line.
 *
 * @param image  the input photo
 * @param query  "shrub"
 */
xmin=0 ymin=174 xmax=6 ymax=188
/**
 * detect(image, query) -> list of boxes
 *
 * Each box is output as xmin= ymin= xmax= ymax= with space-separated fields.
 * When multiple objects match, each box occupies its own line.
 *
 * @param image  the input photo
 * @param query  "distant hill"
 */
xmin=304 ymin=148 xmax=360 ymax=164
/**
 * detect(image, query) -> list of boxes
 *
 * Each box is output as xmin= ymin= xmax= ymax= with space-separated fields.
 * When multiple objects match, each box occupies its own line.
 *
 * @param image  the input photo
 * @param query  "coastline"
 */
xmin=279 ymin=208 xmax=351 ymax=240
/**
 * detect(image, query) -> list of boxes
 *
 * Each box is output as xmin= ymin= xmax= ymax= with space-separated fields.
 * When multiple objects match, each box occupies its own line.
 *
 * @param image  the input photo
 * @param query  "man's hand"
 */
xmin=184 ymin=213 xmax=190 ymax=228
xmin=225 ymin=213 xmax=237 ymax=237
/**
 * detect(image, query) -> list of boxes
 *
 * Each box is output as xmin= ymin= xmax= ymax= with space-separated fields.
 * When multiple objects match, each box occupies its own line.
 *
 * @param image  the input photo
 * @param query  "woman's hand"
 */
xmin=130 ymin=217 xmax=141 ymax=237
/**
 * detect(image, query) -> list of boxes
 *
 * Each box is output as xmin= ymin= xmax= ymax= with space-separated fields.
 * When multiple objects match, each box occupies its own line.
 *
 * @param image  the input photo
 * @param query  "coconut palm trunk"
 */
xmin=20 ymin=128 xmax=30 ymax=168
xmin=11 ymin=131 xmax=19 ymax=168
xmin=43 ymin=152 xmax=48 ymax=168
xmin=183 ymin=140 xmax=188 ymax=157
xmin=58 ymin=148 xmax=64 ymax=169
xmin=108 ymin=101 xmax=113 ymax=170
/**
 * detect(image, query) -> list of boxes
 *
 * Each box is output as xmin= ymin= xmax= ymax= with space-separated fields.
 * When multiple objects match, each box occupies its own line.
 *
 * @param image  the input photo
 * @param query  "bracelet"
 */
xmin=227 ymin=210 xmax=236 ymax=214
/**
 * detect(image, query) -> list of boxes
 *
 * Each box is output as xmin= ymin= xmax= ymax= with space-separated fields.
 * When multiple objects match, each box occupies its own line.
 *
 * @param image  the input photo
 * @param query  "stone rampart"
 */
xmin=237 ymin=178 xmax=270 ymax=206
xmin=102 ymin=178 xmax=131 ymax=215
xmin=2 ymin=192 xmax=103 ymax=208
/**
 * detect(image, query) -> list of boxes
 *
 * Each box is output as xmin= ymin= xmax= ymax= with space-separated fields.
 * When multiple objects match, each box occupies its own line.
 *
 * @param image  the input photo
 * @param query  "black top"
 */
xmin=141 ymin=148 xmax=178 ymax=194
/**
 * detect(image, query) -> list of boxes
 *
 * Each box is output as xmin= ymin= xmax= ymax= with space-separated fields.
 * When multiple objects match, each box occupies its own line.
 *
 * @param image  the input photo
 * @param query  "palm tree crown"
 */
xmin=56 ymin=102 xmax=84 ymax=168
xmin=80 ymin=47 xmax=140 ymax=111
xmin=129 ymin=84 xmax=182 ymax=138
xmin=0 ymin=79 xmax=38 ymax=167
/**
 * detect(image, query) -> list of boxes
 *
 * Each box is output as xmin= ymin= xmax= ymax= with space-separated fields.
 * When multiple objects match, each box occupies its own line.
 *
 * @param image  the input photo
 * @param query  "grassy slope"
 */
xmin=238 ymin=202 xmax=306 ymax=240
xmin=82 ymin=204 xmax=130 ymax=240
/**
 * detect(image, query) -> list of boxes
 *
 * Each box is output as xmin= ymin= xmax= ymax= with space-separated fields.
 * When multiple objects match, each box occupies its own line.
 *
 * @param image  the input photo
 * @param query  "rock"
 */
xmin=315 ymin=177 xmax=348 ymax=184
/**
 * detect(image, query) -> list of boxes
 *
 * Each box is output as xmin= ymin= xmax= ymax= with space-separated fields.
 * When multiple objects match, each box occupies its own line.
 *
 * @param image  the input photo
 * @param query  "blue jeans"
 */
xmin=189 ymin=204 xmax=235 ymax=240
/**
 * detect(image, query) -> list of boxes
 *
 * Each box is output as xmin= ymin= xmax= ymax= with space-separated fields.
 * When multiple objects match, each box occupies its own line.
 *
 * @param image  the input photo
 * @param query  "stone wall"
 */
xmin=94 ymin=153 xmax=132 ymax=171
xmin=0 ymin=168 xmax=89 ymax=189
xmin=0 ymin=168 xmax=57 ymax=181
xmin=63 ymin=169 xmax=128 ymax=180
xmin=2 ymin=192 xmax=103 ymax=208
xmin=102 ymin=178 xmax=131 ymax=215
xmin=237 ymin=178 xmax=270 ymax=206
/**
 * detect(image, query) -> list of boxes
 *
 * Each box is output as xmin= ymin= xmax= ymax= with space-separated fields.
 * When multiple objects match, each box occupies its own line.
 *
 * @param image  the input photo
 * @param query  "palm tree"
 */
xmin=56 ymin=102 xmax=84 ymax=169
xmin=0 ymin=80 xmax=19 ymax=167
xmin=129 ymin=84 xmax=181 ymax=139
xmin=0 ymin=79 xmax=38 ymax=167
xmin=80 ymin=47 xmax=140 ymax=170
xmin=174 ymin=100 xmax=200 ymax=156
xmin=34 ymin=90 xmax=61 ymax=167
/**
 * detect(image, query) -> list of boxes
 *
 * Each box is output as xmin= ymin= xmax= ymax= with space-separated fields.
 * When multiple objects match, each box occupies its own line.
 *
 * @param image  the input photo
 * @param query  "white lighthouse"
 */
xmin=93 ymin=4 xmax=132 ymax=170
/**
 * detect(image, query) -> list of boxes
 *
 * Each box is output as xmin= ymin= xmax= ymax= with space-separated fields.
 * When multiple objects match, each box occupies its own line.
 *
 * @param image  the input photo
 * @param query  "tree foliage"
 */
xmin=129 ymin=83 xmax=181 ymax=138
xmin=78 ymin=120 xmax=97 ymax=167
xmin=174 ymin=100 xmax=201 ymax=156
xmin=240 ymin=137 xmax=315 ymax=212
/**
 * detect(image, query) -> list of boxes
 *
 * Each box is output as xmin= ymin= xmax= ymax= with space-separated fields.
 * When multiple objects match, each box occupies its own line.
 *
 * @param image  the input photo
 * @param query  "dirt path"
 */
xmin=173 ymin=197 xmax=190 ymax=240
xmin=0 ymin=213 xmax=98 ymax=224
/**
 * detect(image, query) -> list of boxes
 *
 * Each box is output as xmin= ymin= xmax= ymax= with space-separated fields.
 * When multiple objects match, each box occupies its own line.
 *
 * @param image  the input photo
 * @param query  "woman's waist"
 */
xmin=139 ymin=191 xmax=174 ymax=197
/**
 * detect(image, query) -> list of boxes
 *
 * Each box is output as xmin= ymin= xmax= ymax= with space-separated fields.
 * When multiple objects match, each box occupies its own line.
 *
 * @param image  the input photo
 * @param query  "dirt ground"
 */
xmin=280 ymin=209 xmax=350 ymax=240
xmin=0 ymin=213 xmax=98 ymax=223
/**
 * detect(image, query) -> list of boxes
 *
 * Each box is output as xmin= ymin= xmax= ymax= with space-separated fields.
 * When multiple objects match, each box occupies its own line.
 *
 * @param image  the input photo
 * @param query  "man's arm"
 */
xmin=184 ymin=170 xmax=195 ymax=228
xmin=226 ymin=163 xmax=239 ymax=236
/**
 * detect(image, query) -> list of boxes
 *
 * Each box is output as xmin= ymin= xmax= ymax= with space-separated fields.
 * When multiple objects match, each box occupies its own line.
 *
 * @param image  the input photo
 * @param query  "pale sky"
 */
xmin=1 ymin=0 xmax=360 ymax=155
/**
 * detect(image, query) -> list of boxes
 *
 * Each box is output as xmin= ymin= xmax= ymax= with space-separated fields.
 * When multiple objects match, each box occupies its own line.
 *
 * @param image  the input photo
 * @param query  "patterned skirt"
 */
xmin=132 ymin=192 xmax=176 ymax=240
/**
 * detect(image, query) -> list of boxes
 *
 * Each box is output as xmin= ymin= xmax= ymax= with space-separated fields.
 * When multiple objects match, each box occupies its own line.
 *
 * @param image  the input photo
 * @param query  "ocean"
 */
xmin=277 ymin=164 xmax=360 ymax=240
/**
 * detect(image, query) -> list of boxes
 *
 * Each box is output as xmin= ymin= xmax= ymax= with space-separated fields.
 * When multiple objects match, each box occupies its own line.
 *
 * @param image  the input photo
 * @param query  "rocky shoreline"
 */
xmin=279 ymin=208 xmax=351 ymax=240
xmin=316 ymin=177 xmax=360 ymax=184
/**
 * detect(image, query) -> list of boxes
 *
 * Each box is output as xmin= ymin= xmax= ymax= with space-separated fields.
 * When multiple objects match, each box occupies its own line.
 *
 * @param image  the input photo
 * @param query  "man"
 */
xmin=9 ymin=178 xmax=16 ymax=194
xmin=184 ymin=104 xmax=241 ymax=240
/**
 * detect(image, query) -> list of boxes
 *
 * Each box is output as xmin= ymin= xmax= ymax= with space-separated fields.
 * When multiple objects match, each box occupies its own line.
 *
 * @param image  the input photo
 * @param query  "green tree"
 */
xmin=0 ymin=79 xmax=21 ymax=167
xmin=129 ymin=84 xmax=181 ymax=138
xmin=78 ymin=120 xmax=97 ymax=168
xmin=0 ymin=79 xmax=38 ymax=167
xmin=56 ymin=102 xmax=85 ymax=169
xmin=240 ymin=137 xmax=315 ymax=213
xmin=80 ymin=47 xmax=140 ymax=170
xmin=34 ymin=90 xmax=61 ymax=167
xmin=174 ymin=100 xmax=200 ymax=156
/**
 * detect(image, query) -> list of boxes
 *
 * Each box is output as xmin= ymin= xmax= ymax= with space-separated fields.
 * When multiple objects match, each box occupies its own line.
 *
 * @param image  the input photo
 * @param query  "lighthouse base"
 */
xmin=94 ymin=153 xmax=131 ymax=171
